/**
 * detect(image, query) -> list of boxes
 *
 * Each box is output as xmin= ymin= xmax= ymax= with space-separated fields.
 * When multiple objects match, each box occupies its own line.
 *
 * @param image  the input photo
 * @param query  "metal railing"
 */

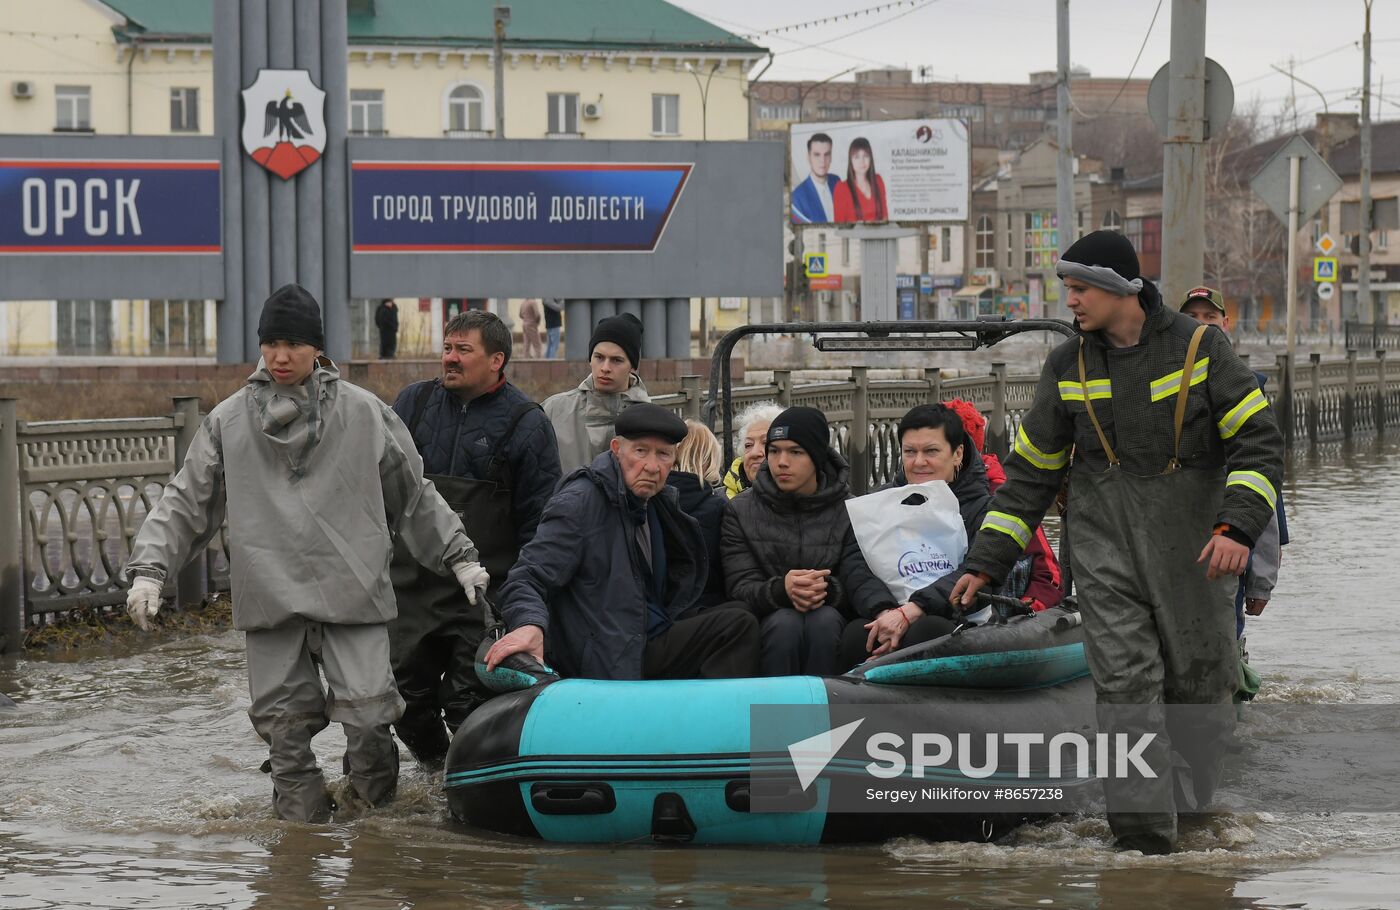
xmin=3 ymin=346 xmax=1398 ymax=650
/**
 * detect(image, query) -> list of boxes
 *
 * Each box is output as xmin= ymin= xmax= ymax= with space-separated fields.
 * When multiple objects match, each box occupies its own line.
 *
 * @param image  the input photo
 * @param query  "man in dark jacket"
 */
xmin=487 ymin=404 xmax=760 ymax=680
xmin=374 ymin=299 xmax=398 ymax=359
xmin=387 ymin=310 xmax=562 ymax=765
xmin=722 ymin=406 xmax=897 ymax=676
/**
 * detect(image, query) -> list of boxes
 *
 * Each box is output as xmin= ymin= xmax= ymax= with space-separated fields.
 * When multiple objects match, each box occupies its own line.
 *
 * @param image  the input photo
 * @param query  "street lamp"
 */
xmin=683 ymin=60 xmax=721 ymax=140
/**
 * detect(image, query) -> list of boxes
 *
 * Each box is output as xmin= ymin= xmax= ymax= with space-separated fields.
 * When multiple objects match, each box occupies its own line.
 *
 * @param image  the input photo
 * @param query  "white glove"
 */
xmin=452 ymin=561 xmax=490 ymax=606
xmin=125 ymin=577 xmax=163 ymax=631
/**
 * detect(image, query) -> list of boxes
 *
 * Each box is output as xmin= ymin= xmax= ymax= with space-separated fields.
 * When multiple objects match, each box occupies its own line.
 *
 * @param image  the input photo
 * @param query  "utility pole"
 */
xmin=493 ymin=6 xmax=509 ymax=139
xmin=1056 ymin=0 xmax=1074 ymax=315
xmin=1360 ymin=0 xmax=1375 ymax=344
xmin=1160 ymin=0 xmax=1208 ymax=309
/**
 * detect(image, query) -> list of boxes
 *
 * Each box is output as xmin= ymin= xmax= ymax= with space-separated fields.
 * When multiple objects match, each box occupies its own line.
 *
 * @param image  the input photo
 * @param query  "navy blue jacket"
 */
xmin=391 ymin=377 xmax=561 ymax=546
xmin=498 ymin=451 xmax=708 ymax=680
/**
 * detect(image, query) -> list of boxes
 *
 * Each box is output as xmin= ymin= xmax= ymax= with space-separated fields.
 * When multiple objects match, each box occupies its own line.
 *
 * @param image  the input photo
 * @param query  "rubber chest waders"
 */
xmin=1071 ymin=324 xmax=1237 ymax=844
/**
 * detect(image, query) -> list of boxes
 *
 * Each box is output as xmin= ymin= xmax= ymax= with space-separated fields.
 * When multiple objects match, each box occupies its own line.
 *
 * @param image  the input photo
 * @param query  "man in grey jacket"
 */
xmin=125 ymin=285 xmax=489 ymax=823
xmin=542 ymin=313 xmax=650 ymax=472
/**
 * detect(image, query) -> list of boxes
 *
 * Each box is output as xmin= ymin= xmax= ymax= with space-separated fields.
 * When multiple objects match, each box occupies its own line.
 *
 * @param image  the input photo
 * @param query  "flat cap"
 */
xmin=614 ymin=403 xmax=687 ymax=445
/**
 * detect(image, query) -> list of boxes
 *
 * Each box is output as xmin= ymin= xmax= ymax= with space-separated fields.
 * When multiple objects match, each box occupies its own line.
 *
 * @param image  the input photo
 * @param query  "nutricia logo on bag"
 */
xmin=896 ymin=543 xmax=955 ymax=580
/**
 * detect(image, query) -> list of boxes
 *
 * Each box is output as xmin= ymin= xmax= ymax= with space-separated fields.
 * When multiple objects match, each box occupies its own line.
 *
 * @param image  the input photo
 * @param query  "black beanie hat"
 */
xmin=767 ymin=406 xmax=830 ymax=465
xmin=258 ymin=284 xmax=324 ymax=349
xmin=589 ymin=313 xmax=643 ymax=369
xmin=1060 ymin=230 xmax=1141 ymax=281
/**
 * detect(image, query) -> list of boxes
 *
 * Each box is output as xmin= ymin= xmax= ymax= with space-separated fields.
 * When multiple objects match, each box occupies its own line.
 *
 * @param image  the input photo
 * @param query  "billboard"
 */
xmin=789 ymin=119 xmax=969 ymax=225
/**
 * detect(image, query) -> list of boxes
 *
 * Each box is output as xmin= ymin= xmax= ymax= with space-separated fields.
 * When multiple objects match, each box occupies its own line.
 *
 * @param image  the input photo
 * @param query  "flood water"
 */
xmin=2 ymin=439 xmax=1399 ymax=910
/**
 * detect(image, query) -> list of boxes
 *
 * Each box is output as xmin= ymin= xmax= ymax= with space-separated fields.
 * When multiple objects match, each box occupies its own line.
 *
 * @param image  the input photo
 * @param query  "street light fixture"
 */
xmin=683 ymin=60 xmax=721 ymax=140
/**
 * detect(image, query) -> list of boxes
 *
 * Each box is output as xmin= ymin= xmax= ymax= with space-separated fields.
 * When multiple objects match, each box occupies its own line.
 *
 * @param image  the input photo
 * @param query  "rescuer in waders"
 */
xmin=388 ymin=309 xmax=561 ymax=767
xmin=949 ymin=231 xmax=1284 ymax=854
xmin=125 ymin=284 xmax=487 ymax=823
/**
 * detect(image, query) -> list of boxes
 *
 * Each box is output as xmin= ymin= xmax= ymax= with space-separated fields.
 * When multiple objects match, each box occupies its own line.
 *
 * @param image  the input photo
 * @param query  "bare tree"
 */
xmin=1203 ymin=100 xmax=1287 ymax=328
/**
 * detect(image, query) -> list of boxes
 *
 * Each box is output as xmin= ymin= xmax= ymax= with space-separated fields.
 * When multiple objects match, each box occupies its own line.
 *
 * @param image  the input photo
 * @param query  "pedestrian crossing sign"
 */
xmin=804 ymin=252 xmax=828 ymax=278
xmin=1314 ymin=257 xmax=1338 ymax=282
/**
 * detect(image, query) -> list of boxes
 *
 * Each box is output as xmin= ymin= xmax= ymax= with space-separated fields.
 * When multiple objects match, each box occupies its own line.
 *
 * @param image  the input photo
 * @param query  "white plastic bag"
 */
xmin=845 ymin=480 xmax=967 ymax=603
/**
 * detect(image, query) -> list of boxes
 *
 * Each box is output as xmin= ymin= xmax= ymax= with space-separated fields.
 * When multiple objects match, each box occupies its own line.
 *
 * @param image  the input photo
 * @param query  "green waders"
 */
xmin=1071 ymin=326 xmax=1239 ymax=848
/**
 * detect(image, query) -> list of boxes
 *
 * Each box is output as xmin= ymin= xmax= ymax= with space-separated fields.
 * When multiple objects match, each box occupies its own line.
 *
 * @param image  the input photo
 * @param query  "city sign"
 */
xmin=241 ymin=69 xmax=326 ymax=180
xmin=0 ymin=159 xmax=220 ymax=253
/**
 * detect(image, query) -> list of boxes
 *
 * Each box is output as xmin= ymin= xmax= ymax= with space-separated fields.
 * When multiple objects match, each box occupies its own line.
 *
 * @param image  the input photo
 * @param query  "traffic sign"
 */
xmin=1318 ymin=281 xmax=1335 ymax=301
xmin=1250 ymin=135 xmax=1343 ymax=227
xmin=804 ymin=252 xmax=828 ymax=278
xmin=1316 ymin=232 xmax=1337 ymax=255
xmin=1314 ymin=257 xmax=1338 ymax=282
xmin=1147 ymin=57 xmax=1234 ymax=140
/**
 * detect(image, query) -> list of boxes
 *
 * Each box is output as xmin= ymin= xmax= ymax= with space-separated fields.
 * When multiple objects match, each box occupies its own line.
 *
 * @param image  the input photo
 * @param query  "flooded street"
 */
xmin=2 ymin=439 xmax=1399 ymax=910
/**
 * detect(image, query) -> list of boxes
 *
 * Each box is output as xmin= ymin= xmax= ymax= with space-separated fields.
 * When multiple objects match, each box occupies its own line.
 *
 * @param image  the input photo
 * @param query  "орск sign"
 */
xmin=0 ymin=159 xmax=220 ymax=253
xmin=0 ymin=136 xmax=223 ymax=299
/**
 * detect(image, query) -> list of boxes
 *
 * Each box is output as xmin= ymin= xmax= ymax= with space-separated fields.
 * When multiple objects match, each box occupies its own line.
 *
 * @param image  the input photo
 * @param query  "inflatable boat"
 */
xmin=446 ymin=602 xmax=1095 ymax=844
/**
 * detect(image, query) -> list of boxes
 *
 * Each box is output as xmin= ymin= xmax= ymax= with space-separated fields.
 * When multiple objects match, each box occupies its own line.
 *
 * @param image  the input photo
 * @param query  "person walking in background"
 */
xmin=833 ymin=137 xmax=888 ymax=224
xmin=519 ymin=298 xmax=544 ymax=360
xmin=374 ymin=298 xmax=399 ymax=359
xmin=543 ymin=297 xmax=564 ymax=359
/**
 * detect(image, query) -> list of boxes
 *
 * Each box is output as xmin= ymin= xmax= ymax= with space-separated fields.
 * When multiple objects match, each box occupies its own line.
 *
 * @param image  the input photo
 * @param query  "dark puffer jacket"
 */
xmin=721 ymin=450 xmax=896 ymax=621
xmin=498 ymin=451 xmax=708 ymax=680
xmin=666 ymin=470 xmax=728 ymax=607
xmin=391 ymin=378 xmax=561 ymax=546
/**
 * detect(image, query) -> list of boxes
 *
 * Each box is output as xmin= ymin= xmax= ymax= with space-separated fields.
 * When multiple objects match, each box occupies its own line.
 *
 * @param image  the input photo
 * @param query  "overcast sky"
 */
xmin=683 ymin=0 xmax=1396 ymax=127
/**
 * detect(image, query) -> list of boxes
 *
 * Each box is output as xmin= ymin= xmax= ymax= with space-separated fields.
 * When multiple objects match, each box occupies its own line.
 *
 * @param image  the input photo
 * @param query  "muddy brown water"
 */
xmin=2 ymin=439 xmax=1399 ymax=910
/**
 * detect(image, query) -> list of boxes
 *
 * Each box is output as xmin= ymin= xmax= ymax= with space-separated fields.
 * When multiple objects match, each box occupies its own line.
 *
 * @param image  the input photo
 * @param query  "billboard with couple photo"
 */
xmin=789 ymin=119 xmax=969 ymax=225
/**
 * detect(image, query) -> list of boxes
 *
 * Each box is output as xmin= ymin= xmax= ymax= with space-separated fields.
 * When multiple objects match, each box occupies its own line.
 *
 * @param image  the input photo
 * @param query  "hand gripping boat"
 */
xmin=448 ymin=599 xmax=1094 ymax=845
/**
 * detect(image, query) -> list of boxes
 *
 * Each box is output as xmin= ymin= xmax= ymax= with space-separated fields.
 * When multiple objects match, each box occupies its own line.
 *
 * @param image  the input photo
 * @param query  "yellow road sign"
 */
xmin=804 ymin=252 xmax=828 ymax=278
xmin=1313 ymin=257 xmax=1338 ymax=282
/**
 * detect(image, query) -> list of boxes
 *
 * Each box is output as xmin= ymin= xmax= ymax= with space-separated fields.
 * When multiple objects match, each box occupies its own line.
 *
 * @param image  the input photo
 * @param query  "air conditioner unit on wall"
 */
xmin=582 ymin=100 xmax=603 ymax=120
xmin=12 ymin=81 xmax=35 ymax=99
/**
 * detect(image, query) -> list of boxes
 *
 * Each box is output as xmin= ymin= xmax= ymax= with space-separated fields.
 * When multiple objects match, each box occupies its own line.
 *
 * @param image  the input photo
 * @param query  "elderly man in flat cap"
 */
xmin=488 ymin=403 xmax=760 ymax=680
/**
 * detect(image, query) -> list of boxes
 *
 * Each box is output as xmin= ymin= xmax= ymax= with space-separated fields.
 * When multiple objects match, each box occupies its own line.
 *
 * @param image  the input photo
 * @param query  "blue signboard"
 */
xmin=351 ymin=161 xmax=693 ymax=253
xmin=0 ymin=159 xmax=220 ymax=253
xmin=898 ymin=287 xmax=917 ymax=320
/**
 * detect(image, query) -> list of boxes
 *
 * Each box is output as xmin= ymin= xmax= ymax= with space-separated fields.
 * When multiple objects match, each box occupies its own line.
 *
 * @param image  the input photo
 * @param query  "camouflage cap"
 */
xmin=1181 ymin=286 xmax=1226 ymax=313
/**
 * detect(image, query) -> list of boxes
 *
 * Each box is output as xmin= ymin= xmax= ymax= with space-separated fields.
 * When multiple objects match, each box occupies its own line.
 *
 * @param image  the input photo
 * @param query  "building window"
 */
xmin=1102 ymin=209 xmax=1123 ymax=232
xmin=757 ymin=103 xmax=801 ymax=120
xmin=1006 ymin=213 xmax=1014 ymax=270
xmin=350 ymin=89 xmax=385 ymax=135
xmin=148 ymin=299 xmax=207 ymax=356
xmin=1023 ymin=211 xmax=1059 ymax=269
xmin=446 ymin=84 xmax=485 ymax=133
xmin=169 ymin=87 xmax=199 ymax=132
xmin=55 ymin=85 xmax=91 ymax=132
xmin=841 ymin=236 xmax=850 ymax=265
xmin=652 ymin=93 xmax=679 ymax=136
xmin=975 ymin=215 xmax=994 ymax=269
xmin=56 ymin=300 xmax=111 ymax=355
xmin=941 ymin=226 xmax=952 ymax=263
xmin=816 ymin=105 xmax=862 ymax=120
xmin=547 ymin=93 xmax=579 ymax=135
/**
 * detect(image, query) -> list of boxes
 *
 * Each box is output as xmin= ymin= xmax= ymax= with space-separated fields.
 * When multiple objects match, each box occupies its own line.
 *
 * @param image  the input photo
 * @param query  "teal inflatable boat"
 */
xmin=446 ymin=604 xmax=1093 ymax=844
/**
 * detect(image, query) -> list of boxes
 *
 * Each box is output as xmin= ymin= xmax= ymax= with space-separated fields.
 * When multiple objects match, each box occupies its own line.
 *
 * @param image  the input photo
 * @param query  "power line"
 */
xmin=1065 ymin=0 xmax=1163 ymax=121
xmin=770 ymin=0 xmax=946 ymax=58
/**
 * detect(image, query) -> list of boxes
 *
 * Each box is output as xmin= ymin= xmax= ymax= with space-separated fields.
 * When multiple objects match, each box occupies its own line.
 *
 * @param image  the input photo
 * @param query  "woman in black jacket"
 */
xmin=721 ymin=407 xmax=896 ymax=676
xmin=666 ymin=419 xmax=729 ymax=608
xmin=839 ymin=403 xmax=991 ymax=669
